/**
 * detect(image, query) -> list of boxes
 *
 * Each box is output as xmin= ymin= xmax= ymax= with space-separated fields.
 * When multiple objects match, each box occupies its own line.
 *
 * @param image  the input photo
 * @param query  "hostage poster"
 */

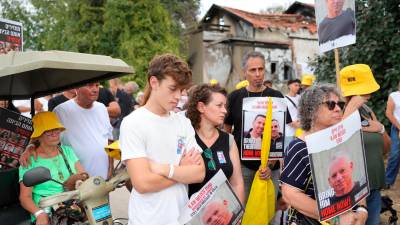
xmin=241 ymin=97 xmax=286 ymax=160
xmin=305 ymin=112 xmax=369 ymax=221
xmin=0 ymin=18 xmax=23 ymax=53
xmin=0 ymin=108 xmax=32 ymax=169
xmin=179 ymin=170 xmax=244 ymax=225
xmin=315 ymin=0 xmax=356 ymax=53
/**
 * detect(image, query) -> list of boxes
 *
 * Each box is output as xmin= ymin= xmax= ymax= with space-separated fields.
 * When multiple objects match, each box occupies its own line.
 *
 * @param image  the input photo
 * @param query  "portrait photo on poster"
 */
xmin=309 ymin=131 xmax=369 ymax=221
xmin=240 ymin=97 xmax=287 ymax=161
xmin=315 ymin=0 xmax=356 ymax=53
xmin=241 ymin=110 xmax=285 ymax=160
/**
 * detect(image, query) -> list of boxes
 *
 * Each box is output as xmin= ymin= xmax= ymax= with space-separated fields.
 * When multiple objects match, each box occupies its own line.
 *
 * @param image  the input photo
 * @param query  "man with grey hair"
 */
xmin=327 ymin=153 xmax=361 ymax=206
xmin=224 ymin=51 xmax=292 ymax=206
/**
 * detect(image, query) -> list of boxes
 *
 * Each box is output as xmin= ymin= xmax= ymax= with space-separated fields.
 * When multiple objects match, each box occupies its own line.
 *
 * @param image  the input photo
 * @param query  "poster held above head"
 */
xmin=315 ymin=0 xmax=356 ymax=53
xmin=241 ymin=97 xmax=286 ymax=160
xmin=306 ymin=112 xmax=369 ymax=221
xmin=0 ymin=18 xmax=23 ymax=54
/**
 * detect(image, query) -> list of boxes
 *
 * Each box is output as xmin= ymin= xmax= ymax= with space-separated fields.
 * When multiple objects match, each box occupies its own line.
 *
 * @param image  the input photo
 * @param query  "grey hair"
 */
xmin=241 ymin=51 xmax=265 ymax=69
xmin=298 ymin=84 xmax=341 ymax=131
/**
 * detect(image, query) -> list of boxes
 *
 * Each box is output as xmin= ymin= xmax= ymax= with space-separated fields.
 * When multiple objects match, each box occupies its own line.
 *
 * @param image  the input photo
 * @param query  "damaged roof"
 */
xmin=202 ymin=4 xmax=317 ymax=34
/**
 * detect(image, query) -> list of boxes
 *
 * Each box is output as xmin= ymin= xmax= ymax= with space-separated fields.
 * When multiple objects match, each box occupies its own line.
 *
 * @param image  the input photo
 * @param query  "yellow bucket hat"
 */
xmin=31 ymin=111 xmax=65 ymax=138
xmin=339 ymin=64 xmax=380 ymax=97
xmin=235 ymin=80 xmax=249 ymax=90
xmin=209 ymin=79 xmax=219 ymax=85
xmin=105 ymin=140 xmax=121 ymax=160
xmin=301 ymin=74 xmax=315 ymax=86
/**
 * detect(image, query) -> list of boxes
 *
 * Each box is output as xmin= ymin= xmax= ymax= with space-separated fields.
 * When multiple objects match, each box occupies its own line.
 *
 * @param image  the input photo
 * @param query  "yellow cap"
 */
xmin=31 ymin=111 xmax=65 ymax=138
xmin=339 ymin=64 xmax=380 ymax=97
xmin=209 ymin=79 xmax=219 ymax=85
xmin=105 ymin=140 xmax=121 ymax=160
xmin=301 ymin=74 xmax=315 ymax=86
xmin=235 ymin=80 xmax=249 ymax=90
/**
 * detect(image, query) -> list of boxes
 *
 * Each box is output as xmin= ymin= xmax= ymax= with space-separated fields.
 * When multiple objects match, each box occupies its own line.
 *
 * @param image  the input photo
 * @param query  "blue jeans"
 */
xmin=385 ymin=125 xmax=400 ymax=185
xmin=366 ymin=189 xmax=381 ymax=225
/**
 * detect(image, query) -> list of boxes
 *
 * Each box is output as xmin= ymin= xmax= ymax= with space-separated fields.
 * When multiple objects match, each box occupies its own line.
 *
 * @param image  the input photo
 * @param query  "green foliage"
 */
xmin=0 ymin=0 xmax=200 ymax=88
xmin=311 ymin=0 xmax=400 ymax=125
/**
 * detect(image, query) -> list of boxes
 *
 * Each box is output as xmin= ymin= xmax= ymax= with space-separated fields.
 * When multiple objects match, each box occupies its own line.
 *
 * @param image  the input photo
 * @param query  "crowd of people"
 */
xmin=0 ymin=50 xmax=396 ymax=225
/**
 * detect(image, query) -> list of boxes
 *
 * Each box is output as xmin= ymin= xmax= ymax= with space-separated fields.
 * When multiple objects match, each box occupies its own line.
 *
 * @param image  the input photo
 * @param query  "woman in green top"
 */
xmin=19 ymin=111 xmax=86 ymax=225
xmin=339 ymin=64 xmax=391 ymax=225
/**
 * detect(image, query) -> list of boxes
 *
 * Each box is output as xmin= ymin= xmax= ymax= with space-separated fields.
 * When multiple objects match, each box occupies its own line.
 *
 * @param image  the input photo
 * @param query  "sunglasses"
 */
xmin=44 ymin=129 xmax=62 ymax=136
xmin=203 ymin=148 xmax=216 ymax=171
xmin=323 ymin=101 xmax=346 ymax=110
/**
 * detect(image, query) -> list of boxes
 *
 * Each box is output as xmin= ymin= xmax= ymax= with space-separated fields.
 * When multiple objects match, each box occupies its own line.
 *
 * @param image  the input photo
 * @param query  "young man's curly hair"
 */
xmin=186 ymin=84 xmax=227 ymax=130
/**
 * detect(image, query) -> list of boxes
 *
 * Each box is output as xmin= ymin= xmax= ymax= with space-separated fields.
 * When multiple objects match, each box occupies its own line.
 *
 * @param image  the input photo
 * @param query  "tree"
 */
xmin=0 ymin=0 xmax=195 ymax=87
xmin=311 ymin=0 xmax=400 ymax=125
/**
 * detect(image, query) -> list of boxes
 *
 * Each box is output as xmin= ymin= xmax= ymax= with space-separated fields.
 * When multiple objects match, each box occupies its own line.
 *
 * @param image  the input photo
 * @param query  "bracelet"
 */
xmin=379 ymin=125 xmax=385 ymax=134
xmin=168 ymin=164 xmax=175 ymax=178
xmin=34 ymin=209 xmax=45 ymax=218
xmin=353 ymin=205 xmax=368 ymax=213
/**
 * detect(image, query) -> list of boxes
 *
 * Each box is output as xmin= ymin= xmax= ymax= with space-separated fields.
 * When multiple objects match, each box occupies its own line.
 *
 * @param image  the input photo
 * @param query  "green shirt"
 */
xmin=363 ymin=131 xmax=385 ymax=190
xmin=19 ymin=145 xmax=79 ymax=221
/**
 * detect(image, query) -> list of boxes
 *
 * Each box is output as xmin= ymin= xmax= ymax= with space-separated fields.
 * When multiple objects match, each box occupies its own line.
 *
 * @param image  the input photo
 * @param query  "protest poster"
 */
xmin=0 ymin=108 xmax=32 ymax=169
xmin=315 ymin=0 xmax=356 ymax=53
xmin=179 ymin=170 xmax=243 ymax=225
xmin=306 ymin=112 xmax=369 ymax=221
xmin=241 ymin=97 xmax=286 ymax=160
xmin=0 ymin=18 xmax=23 ymax=53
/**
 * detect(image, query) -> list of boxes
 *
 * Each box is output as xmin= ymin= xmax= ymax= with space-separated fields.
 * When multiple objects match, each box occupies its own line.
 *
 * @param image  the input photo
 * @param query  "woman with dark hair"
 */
xmin=281 ymin=84 xmax=368 ymax=225
xmin=187 ymin=84 xmax=244 ymax=204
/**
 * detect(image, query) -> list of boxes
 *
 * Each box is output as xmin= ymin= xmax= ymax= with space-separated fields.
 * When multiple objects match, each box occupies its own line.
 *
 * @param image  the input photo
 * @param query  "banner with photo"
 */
xmin=0 ymin=108 xmax=32 ymax=169
xmin=314 ymin=0 xmax=356 ymax=53
xmin=241 ymin=97 xmax=286 ymax=160
xmin=179 ymin=170 xmax=244 ymax=225
xmin=305 ymin=112 xmax=369 ymax=221
xmin=0 ymin=18 xmax=23 ymax=53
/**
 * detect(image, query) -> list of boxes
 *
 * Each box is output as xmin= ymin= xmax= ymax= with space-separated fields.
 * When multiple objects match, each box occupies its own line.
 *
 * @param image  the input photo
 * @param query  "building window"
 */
xmin=271 ymin=62 xmax=276 ymax=74
xmin=284 ymin=64 xmax=292 ymax=80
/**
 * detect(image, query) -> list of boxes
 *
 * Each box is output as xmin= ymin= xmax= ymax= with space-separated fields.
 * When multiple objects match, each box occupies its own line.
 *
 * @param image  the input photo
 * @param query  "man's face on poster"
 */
xmin=202 ymin=201 xmax=232 ymax=225
xmin=328 ymin=156 xmax=354 ymax=197
xmin=326 ymin=0 xmax=345 ymax=17
xmin=271 ymin=120 xmax=280 ymax=139
xmin=252 ymin=116 xmax=265 ymax=138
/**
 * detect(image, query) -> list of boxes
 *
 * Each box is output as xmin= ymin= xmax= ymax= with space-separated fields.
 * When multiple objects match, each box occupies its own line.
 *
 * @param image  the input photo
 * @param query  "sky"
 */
xmin=200 ymin=0 xmax=315 ymax=18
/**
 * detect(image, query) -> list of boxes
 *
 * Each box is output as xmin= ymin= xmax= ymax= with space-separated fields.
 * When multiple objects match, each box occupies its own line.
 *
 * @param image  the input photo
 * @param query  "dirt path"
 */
xmin=379 ymin=160 xmax=399 ymax=225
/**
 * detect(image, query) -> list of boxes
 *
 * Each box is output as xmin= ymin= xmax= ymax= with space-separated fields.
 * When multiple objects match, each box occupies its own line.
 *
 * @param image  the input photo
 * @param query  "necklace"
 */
xmin=246 ymin=87 xmax=264 ymax=98
xmin=52 ymin=154 xmax=64 ymax=181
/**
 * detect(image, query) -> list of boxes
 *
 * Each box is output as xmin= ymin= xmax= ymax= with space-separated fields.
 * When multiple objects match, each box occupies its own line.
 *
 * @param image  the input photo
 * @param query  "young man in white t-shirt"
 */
xmin=119 ymin=54 xmax=205 ymax=225
xmin=284 ymin=79 xmax=301 ymax=146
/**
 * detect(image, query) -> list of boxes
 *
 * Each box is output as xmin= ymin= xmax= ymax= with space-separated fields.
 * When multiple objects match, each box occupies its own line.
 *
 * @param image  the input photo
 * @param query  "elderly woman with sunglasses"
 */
xmin=186 ymin=84 xmax=245 ymax=203
xmin=280 ymin=84 xmax=368 ymax=225
xmin=19 ymin=112 xmax=86 ymax=225
xmin=339 ymin=64 xmax=390 ymax=225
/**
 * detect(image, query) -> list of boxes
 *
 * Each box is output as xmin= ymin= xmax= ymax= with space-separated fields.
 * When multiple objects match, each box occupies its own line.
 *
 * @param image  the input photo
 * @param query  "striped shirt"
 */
xmin=281 ymin=138 xmax=315 ymax=198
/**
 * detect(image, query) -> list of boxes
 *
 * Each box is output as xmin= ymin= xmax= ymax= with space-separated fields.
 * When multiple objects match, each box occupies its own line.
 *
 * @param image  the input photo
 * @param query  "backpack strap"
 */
xmin=285 ymin=96 xmax=297 ymax=109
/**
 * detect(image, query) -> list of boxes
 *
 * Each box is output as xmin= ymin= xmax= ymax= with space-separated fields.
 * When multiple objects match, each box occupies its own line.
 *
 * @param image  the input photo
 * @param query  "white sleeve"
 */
xmin=119 ymin=118 xmax=147 ymax=160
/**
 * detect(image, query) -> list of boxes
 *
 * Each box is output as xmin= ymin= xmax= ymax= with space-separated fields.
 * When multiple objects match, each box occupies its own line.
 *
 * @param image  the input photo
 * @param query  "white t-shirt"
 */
xmin=13 ymin=99 xmax=31 ymax=118
xmin=285 ymin=94 xmax=300 ymax=136
xmin=54 ymin=99 xmax=113 ymax=178
xmin=119 ymin=107 xmax=201 ymax=225
xmin=389 ymin=91 xmax=400 ymax=123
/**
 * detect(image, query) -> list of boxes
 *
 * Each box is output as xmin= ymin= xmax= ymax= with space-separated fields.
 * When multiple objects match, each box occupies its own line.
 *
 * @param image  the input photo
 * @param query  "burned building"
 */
xmin=188 ymin=2 xmax=318 ymax=91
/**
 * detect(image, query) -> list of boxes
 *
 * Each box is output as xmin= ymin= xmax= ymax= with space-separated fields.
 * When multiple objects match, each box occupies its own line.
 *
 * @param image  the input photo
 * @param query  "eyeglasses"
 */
xmin=203 ymin=148 xmax=216 ymax=171
xmin=323 ymin=101 xmax=346 ymax=111
xmin=44 ymin=129 xmax=61 ymax=136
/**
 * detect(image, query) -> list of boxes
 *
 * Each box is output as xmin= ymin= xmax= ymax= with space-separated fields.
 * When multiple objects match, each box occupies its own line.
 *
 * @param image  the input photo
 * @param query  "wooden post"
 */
xmin=334 ymin=48 xmax=341 ymax=92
